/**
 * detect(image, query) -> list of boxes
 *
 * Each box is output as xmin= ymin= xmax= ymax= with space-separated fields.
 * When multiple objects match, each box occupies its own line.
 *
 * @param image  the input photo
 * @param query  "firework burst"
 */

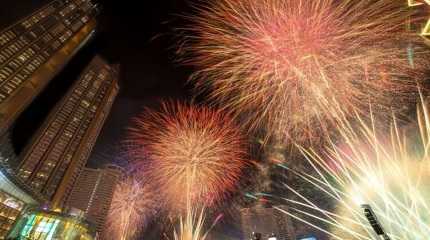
xmin=180 ymin=0 xmax=429 ymax=144
xmin=128 ymin=101 xmax=248 ymax=210
xmin=276 ymin=99 xmax=430 ymax=239
xmin=104 ymin=177 xmax=157 ymax=240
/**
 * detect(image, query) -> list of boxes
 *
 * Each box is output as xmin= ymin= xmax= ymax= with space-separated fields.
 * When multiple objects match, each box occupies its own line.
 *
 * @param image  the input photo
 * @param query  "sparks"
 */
xmin=173 ymin=206 xmax=209 ymax=240
xmin=278 ymin=98 xmax=430 ymax=239
xmin=180 ymin=0 xmax=429 ymax=144
xmin=127 ymin=101 xmax=248 ymax=210
xmin=104 ymin=177 xmax=157 ymax=240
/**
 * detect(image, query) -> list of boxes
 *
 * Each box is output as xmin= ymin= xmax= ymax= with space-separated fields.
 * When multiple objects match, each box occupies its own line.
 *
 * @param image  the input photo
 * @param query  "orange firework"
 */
xmin=128 ymin=102 xmax=248 ymax=210
xmin=179 ymin=0 xmax=429 ymax=144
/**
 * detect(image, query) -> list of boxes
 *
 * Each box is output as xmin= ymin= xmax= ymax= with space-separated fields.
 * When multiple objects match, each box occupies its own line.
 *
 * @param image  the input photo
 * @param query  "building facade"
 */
xmin=0 ymin=0 xmax=99 ymax=136
xmin=17 ymin=56 xmax=119 ymax=208
xmin=0 ymin=136 xmax=42 ymax=239
xmin=66 ymin=165 xmax=122 ymax=234
xmin=0 ymin=0 xmax=106 ymax=238
xmin=7 ymin=208 xmax=96 ymax=240
xmin=240 ymin=205 xmax=295 ymax=240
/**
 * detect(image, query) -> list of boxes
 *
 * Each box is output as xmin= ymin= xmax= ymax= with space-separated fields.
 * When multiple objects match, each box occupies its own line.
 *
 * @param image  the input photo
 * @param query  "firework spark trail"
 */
xmin=275 ymin=99 xmax=430 ymax=239
xmin=173 ymin=205 xmax=210 ymax=240
xmin=180 ymin=0 xmax=429 ymax=144
xmin=104 ymin=177 xmax=157 ymax=240
xmin=127 ymin=101 xmax=248 ymax=210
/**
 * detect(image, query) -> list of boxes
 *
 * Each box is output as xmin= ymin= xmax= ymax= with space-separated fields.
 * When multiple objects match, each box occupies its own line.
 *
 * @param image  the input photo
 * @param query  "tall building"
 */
xmin=0 ymin=0 xmax=99 ymax=136
xmin=66 ymin=164 xmax=122 ymax=233
xmin=17 ymin=56 xmax=119 ymax=208
xmin=0 ymin=1 xmax=104 ymax=238
xmin=240 ymin=205 xmax=295 ymax=240
xmin=0 ymin=136 xmax=43 ymax=239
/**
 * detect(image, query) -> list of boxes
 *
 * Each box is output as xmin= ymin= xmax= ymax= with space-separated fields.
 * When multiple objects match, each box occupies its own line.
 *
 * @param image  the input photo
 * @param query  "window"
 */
xmin=25 ymin=63 xmax=37 ymax=73
xmin=0 ymin=33 xmax=10 ymax=46
xmin=9 ymin=44 xmax=19 ymax=53
xmin=41 ymin=33 xmax=53 ymax=44
xmin=0 ymin=74 xmax=7 ymax=82
xmin=10 ymin=76 xmax=23 ymax=85
xmin=50 ymin=40 xmax=61 ymax=51
xmin=0 ymin=53 xmax=7 ymax=63
xmin=2 ymin=48 xmax=13 ymax=58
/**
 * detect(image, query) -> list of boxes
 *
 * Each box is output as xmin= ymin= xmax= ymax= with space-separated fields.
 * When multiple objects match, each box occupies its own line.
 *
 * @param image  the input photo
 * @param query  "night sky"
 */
xmin=87 ymin=0 xmax=195 ymax=167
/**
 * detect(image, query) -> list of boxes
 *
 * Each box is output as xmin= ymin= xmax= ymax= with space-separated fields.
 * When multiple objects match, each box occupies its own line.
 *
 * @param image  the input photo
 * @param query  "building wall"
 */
xmin=0 ymin=136 xmax=38 ymax=239
xmin=8 ymin=209 xmax=96 ymax=240
xmin=66 ymin=165 xmax=122 ymax=234
xmin=17 ymin=56 xmax=119 ymax=206
xmin=0 ymin=1 xmax=103 ymax=238
xmin=0 ymin=0 xmax=99 ymax=136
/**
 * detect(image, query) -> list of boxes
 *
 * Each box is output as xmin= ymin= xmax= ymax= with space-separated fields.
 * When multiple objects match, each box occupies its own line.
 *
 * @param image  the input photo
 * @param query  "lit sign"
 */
xmin=408 ymin=0 xmax=430 ymax=36
xmin=4 ymin=198 xmax=24 ymax=210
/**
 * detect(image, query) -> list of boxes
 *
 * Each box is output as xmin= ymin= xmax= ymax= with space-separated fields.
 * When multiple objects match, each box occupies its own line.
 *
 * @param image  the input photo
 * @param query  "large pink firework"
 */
xmin=127 ymin=102 xmax=248 ymax=210
xmin=179 ymin=0 xmax=429 ymax=144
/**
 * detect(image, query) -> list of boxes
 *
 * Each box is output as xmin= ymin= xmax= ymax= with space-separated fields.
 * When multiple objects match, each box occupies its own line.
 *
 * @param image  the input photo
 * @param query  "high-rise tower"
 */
xmin=0 ymin=1 xmax=101 ymax=237
xmin=66 ymin=164 xmax=123 ymax=234
xmin=17 ymin=56 xmax=119 ymax=207
xmin=0 ymin=0 xmax=99 ymax=136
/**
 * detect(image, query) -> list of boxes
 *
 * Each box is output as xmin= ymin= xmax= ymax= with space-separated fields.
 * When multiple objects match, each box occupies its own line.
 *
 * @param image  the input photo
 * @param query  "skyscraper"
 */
xmin=66 ymin=164 xmax=123 ymax=234
xmin=17 ymin=56 xmax=119 ymax=208
xmin=0 ymin=0 xmax=99 ymax=136
xmin=240 ymin=205 xmax=295 ymax=240
xmin=0 ymin=1 xmax=101 ymax=237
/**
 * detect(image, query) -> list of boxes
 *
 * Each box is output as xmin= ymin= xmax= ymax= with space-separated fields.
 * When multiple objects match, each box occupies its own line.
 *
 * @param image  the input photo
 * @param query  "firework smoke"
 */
xmin=277 ymin=98 xmax=430 ymax=239
xmin=180 ymin=0 xmax=429 ymax=144
xmin=128 ymin=101 xmax=248 ymax=210
xmin=104 ymin=177 xmax=157 ymax=240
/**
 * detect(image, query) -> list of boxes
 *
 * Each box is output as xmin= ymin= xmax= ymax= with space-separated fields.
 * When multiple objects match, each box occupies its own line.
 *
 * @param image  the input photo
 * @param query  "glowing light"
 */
xmin=179 ymin=0 xmax=429 ymax=144
xmin=127 ymin=101 xmax=248 ymax=210
xmin=422 ymin=18 xmax=430 ymax=36
xmin=277 ymin=99 xmax=430 ymax=239
xmin=408 ymin=0 xmax=425 ymax=7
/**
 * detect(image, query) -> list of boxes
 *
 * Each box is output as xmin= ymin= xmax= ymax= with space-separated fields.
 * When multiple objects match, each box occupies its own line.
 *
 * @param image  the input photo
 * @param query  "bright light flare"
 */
xmin=278 ymin=99 xmax=430 ymax=239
